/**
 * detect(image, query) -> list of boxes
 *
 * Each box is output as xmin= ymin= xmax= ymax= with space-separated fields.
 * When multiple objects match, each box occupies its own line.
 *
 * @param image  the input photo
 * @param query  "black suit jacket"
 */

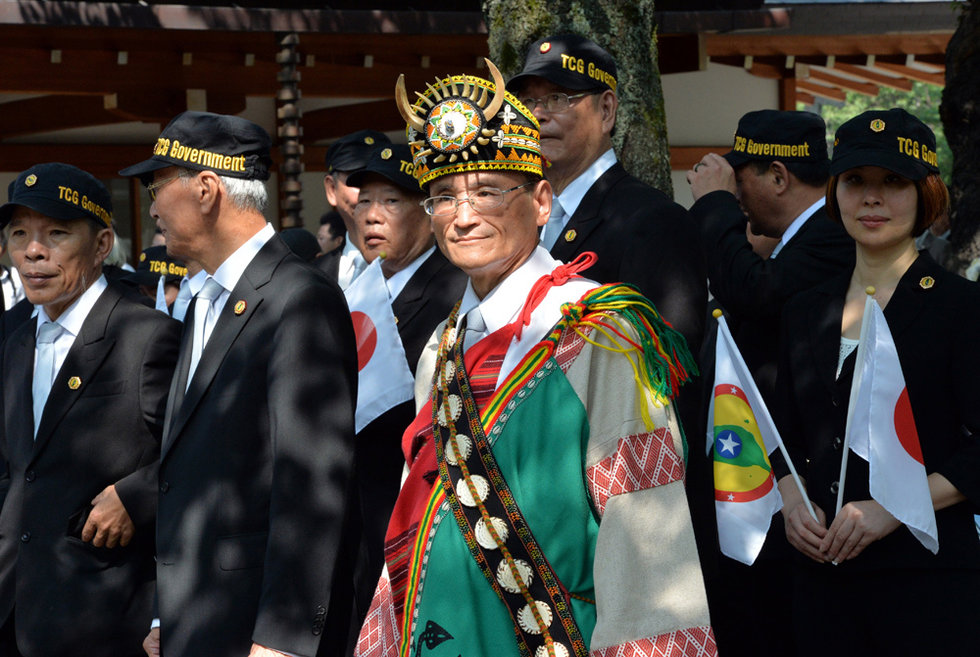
xmin=774 ymin=254 xmax=980 ymax=571
xmin=0 ymin=285 xmax=179 ymax=657
xmin=314 ymin=248 xmax=342 ymax=282
xmin=549 ymin=162 xmax=708 ymax=355
xmin=156 ymin=235 xmax=357 ymax=657
xmin=691 ymin=190 xmax=855 ymax=404
xmin=350 ymin=249 xmax=466 ymax=618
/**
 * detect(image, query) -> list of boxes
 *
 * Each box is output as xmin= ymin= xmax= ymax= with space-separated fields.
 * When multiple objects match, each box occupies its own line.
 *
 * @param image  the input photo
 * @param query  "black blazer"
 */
xmin=774 ymin=254 xmax=980 ymax=571
xmin=156 ymin=235 xmax=358 ymax=657
xmin=0 ymin=285 xmax=179 ymax=657
xmin=549 ymin=162 xmax=708 ymax=355
xmin=691 ymin=190 xmax=855 ymax=404
xmin=314 ymin=248 xmax=342 ymax=282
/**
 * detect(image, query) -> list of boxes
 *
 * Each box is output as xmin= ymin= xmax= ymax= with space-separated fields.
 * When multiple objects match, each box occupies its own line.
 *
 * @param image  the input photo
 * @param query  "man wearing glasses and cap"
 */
xmin=354 ymin=62 xmax=716 ymax=657
xmin=121 ymin=111 xmax=357 ymax=657
xmin=0 ymin=163 xmax=180 ymax=657
xmin=322 ymin=129 xmax=392 ymax=288
xmin=507 ymin=34 xmax=707 ymax=357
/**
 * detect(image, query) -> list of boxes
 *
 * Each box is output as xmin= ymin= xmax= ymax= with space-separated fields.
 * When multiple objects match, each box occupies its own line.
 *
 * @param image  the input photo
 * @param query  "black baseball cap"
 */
xmin=724 ymin=110 xmax=828 ymax=168
xmin=507 ymin=34 xmax=618 ymax=94
xmin=119 ymin=111 xmax=272 ymax=182
xmin=830 ymin=108 xmax=939 ymax=181
xmin=0 ymin=162 xmax=112 ymax=229
xmin=325 ymin=130 xmax=392 ymax=174
xmin=346 ymin=144 xmax=420 ymax=193
xmin=127 ymin=245 xmax=188 ymax=287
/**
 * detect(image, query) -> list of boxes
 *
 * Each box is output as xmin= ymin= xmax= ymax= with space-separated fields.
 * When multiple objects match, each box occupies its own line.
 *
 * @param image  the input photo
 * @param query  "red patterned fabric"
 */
xmin=586 ymin=428 xmax=685 ymax=514
xmin=553 ymin=320 xmax=590 ymax=373
xmin=590 ymin=626 xmax=717 ymax=657
xmin=355 ymin=575 xmax=399 ymax=657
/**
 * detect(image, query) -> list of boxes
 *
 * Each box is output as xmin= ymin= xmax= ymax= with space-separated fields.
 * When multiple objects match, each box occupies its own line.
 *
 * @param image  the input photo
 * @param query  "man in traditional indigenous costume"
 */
xmin=355 ymin=61 xmax=717 ymax=657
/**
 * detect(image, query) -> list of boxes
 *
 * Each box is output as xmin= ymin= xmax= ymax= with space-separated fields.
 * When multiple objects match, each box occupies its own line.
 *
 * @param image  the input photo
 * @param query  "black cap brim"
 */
xmin=830 ymin=148 xmax=931 ymax=181
xmin=125 ymin=270 xmax=181 ymax=287
xmin=0 ymin=195 xmax=100 ymax=229
xmin=118 ymin=157 xmax=173 ymax=183
xmin=346 ymin=168 xmax=420 ymax=194
xmin=507 ymin=68 xmax=606 ymax=94
xmin=723 ymin=150 xmax=752 ymax=169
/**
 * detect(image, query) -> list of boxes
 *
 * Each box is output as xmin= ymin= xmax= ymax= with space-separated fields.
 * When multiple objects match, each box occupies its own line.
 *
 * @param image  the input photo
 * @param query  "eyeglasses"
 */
xmin=146 ymin=173 xmax=185 ymax=201
xmin=355 ymin=197 xmax=409 ymax=214
xmin=518 ymin=91 xmax=596 ymax=113
xmin=421 ymin=181 xmax=536 ymax=217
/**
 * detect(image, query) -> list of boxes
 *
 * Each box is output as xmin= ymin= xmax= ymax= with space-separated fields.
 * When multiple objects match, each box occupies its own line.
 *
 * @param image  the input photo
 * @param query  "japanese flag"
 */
xmin=846 ymin=297 xmax=938 ymax=553
xmin=344 ymin=259 xmax=415 ymax=433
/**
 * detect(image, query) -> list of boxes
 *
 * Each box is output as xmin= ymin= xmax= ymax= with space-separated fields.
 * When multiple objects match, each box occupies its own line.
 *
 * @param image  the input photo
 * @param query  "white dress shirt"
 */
xmin=1 ymin=265 xmax=25 ymax=310
xmin=34 ymin=275 xmax=108 ymax=390
xmin=337 ymin=239 xmax=367 ymax=291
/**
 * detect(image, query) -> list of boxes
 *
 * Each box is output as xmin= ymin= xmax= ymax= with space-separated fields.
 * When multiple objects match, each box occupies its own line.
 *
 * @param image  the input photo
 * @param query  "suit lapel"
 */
xmin=6 ymin=319 xmax=38 ymax=467
xmin=549 ymin=163 xmax=627 ymax=261
xmin=882 ymin=254 xmax=933 ymax=341
xmin=32 ymin=286 xmax=120 ymax=458
xmin=161 ymin=305 xmax=195 ymax=447
xmin=161 ymin=237 xmax=287 ymax=457
xmin=391 ymin=250 xmax=445 ymax=330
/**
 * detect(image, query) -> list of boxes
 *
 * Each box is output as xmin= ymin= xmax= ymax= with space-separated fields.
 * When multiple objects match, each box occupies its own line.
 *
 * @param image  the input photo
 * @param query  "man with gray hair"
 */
xmin=121 ymin=111 xmax=358 ymax=657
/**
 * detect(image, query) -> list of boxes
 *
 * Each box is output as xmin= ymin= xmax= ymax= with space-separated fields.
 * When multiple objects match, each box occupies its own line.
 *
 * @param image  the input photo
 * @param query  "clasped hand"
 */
xmin=784 ymin=498 xmax=901 ymax=563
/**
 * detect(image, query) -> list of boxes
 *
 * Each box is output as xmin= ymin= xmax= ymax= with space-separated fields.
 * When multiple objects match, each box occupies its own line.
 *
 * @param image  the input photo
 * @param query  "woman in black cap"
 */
xmin=773 ymin=108 xmax=980 ymax=655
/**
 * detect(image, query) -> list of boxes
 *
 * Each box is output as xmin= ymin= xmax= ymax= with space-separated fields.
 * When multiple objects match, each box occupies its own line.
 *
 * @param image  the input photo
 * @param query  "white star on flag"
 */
xmin=719 ymin=435 xmax=739 ymax=456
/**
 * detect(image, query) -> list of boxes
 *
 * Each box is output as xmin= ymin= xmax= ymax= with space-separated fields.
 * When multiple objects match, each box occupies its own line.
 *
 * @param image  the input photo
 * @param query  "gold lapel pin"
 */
xmin=564 ymin=229 xmax=577 ymax=242
xmin=919 ymin=276 xmax=935 ymax=290
xmin=234 ymin=300 xmax=247 ymax=315
xmin=68 ymin=376 xmax=81 ymax=390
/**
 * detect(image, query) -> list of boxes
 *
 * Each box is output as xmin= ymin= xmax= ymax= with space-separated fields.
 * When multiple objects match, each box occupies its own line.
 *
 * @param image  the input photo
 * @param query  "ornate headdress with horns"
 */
xmin=395 ymin=59 xmax=543 ymax=188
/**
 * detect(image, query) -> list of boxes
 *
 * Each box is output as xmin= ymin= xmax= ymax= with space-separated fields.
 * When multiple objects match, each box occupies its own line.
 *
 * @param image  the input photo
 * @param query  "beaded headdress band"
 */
xmin=394 ymin=59 xmax=544 ymax=188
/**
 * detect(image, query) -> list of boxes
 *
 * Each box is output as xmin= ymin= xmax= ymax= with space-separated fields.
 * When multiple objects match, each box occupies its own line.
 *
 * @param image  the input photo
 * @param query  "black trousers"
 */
xmin=0 ymin=611 xmax=23 ymax=657
xmin=793 ymin=562 xmax=980 ymax=657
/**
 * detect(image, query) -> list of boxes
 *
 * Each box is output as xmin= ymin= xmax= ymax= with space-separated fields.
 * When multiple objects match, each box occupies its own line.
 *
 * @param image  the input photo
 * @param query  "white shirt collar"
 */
xmin=338 ymin=239 xmax=366 ymax=289
xmin=184 ymin=269 xmax=208 ymax=297
xmin=386 ymin=245 xmax=436 ymax=300
xmin=555 ymin=148 xmax=617 ymax=219
xmin=458 ymin=247 xmax=559 ymax=333
xmin=36 ymin=274 xmax=108 ymax=338
xmin=770 ymin=197 xmax=826 ymax=259
xmin=210 ymin=223 xmax=275 ymax=293
xmin=457 ymin=246 xmax=598 ymax=388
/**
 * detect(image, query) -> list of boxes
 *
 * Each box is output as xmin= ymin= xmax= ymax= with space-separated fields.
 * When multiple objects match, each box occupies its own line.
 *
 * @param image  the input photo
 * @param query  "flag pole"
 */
xmin=713 ymin=310 xmax=817 ymax=521
xmin=837 ymin=287 xmax=876 ymax=516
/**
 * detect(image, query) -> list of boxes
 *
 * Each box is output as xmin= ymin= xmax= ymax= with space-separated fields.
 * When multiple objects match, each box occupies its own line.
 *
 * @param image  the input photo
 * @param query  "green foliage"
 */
xmin=804 ymin=82 xmax=951 ymax=182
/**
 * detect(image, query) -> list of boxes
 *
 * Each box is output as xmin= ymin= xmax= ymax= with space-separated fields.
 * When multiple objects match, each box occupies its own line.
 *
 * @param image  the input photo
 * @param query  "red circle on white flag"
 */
xmin=351 ymin=311 xmax=377 ymax=372
xmin=894 ymin=387 xmax=924 ymax=465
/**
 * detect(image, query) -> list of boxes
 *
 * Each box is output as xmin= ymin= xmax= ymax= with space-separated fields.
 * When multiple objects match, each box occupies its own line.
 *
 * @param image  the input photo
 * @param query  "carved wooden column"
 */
xmin=276 ymin=33 xmax=303 ymax=228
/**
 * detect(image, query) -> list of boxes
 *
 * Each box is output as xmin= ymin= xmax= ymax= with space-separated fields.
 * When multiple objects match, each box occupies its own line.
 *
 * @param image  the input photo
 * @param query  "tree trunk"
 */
xmin=482 ymin=0 xmax=673 ymax=197
xmin=941 ymin=1 xmax=980 ymax=275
